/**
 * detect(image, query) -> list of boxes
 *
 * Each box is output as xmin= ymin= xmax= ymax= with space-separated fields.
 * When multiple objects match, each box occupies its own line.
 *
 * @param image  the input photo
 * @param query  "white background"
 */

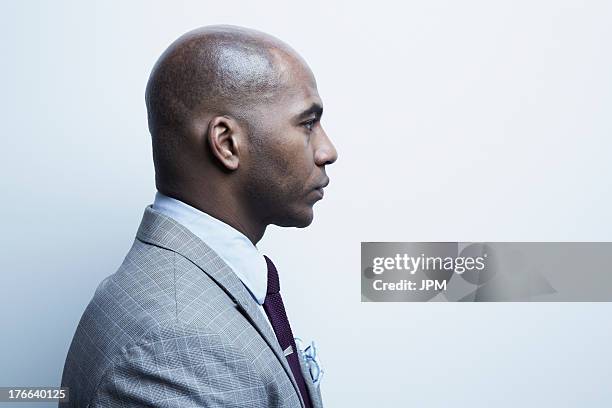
xmin=1 ymin=1 xmax=611 ymax=406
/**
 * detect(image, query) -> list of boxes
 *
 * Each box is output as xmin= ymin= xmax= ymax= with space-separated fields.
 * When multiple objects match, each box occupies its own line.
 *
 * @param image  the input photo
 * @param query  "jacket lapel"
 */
xmin=136 ymin=206 xmax=304 ymax=408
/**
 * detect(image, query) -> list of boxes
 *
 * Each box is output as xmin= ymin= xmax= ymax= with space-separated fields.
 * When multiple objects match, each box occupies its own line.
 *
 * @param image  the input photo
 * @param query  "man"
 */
xmin=60 ymin=25 xmax=337 ymax=408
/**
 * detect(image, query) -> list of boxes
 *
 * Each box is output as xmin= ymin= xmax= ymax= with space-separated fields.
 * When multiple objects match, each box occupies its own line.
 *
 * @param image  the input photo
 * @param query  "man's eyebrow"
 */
xmin=296 ymin=103 xmax=323 ymax=120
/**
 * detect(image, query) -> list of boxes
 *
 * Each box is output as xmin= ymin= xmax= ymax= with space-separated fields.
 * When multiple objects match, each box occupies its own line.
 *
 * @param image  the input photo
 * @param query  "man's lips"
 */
xmin=315 ymin=177 xmax=330 ymax=190
xmin=312 ymin=177 xmax=329 ymax=199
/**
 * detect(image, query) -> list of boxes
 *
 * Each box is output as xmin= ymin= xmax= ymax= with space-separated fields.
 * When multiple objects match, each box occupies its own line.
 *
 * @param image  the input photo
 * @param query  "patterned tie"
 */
xmin=263 ymin=255 xmax=313 ymax=408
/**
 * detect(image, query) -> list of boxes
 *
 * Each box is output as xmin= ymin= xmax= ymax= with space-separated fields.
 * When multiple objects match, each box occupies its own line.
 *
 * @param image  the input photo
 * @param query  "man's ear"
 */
xmin=206 ymin=115 xmax=241 ymax=171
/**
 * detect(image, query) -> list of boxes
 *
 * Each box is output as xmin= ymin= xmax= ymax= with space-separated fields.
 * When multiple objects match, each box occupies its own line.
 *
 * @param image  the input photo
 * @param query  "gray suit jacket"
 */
xmin=60 ymin=206 xmax=323 ymax=408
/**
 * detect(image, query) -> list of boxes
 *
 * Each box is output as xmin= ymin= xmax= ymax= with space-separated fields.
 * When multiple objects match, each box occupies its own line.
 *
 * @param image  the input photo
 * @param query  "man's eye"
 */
xmin=303 ymin=119 xmax=316 ymax=131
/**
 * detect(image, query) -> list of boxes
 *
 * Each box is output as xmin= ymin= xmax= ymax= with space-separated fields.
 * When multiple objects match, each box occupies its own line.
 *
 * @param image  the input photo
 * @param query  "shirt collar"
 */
xmin=152 ymin=192 xmax=268 ymax=305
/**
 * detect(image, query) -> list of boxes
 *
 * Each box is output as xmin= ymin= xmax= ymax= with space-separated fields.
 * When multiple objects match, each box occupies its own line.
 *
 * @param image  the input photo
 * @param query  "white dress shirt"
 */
xmin=152 ymin=191 xmax=268 ymax=309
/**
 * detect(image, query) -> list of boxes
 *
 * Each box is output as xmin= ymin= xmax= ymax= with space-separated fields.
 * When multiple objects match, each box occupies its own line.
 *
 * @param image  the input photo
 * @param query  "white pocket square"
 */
xmin=295 ymin=338 xmax=324 ymax=386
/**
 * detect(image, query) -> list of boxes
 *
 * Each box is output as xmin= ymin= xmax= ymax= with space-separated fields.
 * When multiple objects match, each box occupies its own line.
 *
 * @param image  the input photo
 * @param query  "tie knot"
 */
xmin=264 ymin=255 xmax=280 ymax=295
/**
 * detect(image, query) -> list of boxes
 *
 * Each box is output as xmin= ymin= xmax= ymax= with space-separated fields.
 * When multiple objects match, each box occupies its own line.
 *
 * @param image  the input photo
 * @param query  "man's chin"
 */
xmin=273 ymin=207 xmax=314 ymax=228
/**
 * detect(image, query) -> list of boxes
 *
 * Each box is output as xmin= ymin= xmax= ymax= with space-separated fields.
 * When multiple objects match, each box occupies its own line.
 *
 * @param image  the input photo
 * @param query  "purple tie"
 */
xmin=263 ymin=256 xmax=313 ymax=408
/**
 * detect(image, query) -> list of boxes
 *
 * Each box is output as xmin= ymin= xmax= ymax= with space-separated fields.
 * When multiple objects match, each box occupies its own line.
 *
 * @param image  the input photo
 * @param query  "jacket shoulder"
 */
xmin=61 ymin=238 xmax=244 ymax=407
xmin=60 ymin=240 xmax=181 ymax=406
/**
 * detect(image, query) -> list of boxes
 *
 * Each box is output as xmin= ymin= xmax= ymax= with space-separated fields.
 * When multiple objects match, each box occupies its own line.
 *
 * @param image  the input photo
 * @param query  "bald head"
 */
xmin=144 ymin=25 xmax=337 ymax=243
xmin=145 ymin=25 xmax=314 ymax=191
xmin=147 ymin=26 xmax=299 ymax=126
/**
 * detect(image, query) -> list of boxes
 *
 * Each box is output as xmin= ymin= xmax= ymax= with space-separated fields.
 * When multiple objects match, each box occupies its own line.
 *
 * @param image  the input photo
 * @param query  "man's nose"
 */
xmin=314 ymin=128 xmax=338 ymax=166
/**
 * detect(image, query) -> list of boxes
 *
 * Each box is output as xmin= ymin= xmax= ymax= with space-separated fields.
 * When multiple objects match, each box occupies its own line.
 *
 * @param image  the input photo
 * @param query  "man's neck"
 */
xmin=159 ymin=189 xmax=266 ymax=245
